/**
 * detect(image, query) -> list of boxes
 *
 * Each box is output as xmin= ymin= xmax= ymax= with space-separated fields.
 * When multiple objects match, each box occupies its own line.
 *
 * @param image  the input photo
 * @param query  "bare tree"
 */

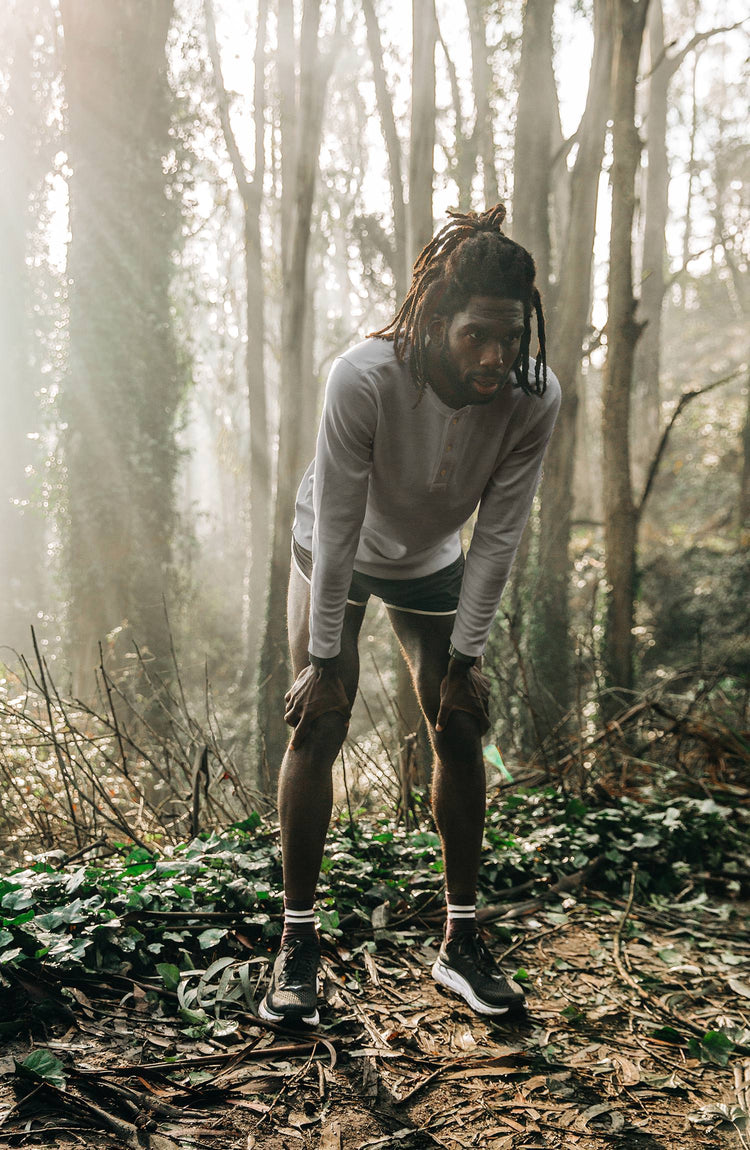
xmin=602 ymin=0 xmax=651 ymax=697
xmin=633 ymin=4 xmax=744 ymax=485
xmin=362 ymin=0 xmax=408 ymax=296
xmin=408 ymin=0 xmax=438 ymax=265
xmin=530 ymin=0 xmax=614 ymax=731
xmin=204 ymin=0 xmax=270 ymax=674
xmin=465 ymin=0 xmax=499 ymax=209
xmin=511 ymin=0 xmax=555 ymax=291
xmin=257 ymin=0 xmax=340 ymax=787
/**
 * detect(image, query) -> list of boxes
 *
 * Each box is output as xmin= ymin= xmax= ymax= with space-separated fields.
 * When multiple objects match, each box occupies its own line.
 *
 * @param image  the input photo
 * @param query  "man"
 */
xmin=259 ymin=204 xmax=561 ymax=1026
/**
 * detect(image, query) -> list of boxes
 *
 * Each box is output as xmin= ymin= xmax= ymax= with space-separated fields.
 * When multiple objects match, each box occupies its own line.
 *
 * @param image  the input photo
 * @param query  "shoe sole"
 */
xmin=258 ymin=994 xmax=319 ymax=1027
xmin=431 ymin=958 xmax=522 ymax=1016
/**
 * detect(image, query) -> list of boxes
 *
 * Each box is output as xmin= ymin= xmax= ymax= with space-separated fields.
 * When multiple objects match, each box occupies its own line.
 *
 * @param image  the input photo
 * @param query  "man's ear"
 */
xmin=428 ymin=315 xmax=447 ymax=347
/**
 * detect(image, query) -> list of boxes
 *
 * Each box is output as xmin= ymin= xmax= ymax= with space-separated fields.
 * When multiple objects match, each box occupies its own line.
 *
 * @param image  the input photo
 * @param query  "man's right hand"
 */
xmin=284 ymin=662 xmax=351 ymax=749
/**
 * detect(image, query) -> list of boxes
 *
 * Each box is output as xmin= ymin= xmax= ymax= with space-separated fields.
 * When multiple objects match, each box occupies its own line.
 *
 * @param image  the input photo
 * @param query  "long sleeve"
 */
xmin=309 ymin=357 xmax=379 ymax=658
xmin=450 ymin=377 xmax=561 ymax=657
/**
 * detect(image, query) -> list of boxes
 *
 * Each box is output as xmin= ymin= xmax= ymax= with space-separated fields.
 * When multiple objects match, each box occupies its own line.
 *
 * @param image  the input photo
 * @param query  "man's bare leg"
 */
xmin=259 ymin=568 xmax=366 ymax=1025
xmin=278 ymin=565 xmax=366 ymax=905
xmin=384 ymin=609 xmax=485 ymax=906
xmin=386 ymin=606 xmax=525 ymax=1015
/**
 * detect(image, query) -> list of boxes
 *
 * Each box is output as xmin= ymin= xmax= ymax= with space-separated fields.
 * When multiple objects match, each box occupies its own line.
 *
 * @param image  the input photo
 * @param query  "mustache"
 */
xmin=468 ymin=370 xmax=504 ymax=384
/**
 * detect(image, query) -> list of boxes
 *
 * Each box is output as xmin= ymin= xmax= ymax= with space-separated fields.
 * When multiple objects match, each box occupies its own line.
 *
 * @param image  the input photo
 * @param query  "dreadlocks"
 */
xmin=370 ymin=203 xmax=547 ymax=399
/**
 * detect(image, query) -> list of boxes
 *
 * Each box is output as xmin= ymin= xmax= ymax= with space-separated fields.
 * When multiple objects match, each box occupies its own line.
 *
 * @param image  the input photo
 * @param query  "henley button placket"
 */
xmin=430 ymin=409 xmax=466 ymax=490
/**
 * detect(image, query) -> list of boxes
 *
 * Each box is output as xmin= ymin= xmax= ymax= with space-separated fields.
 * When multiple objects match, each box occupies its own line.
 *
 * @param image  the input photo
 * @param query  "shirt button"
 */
xmin=446 ymin=444 xmax=453 ymax=452
xmin=440 ymin=468 xmax=447 ymax=477
xmin=452 ymin=417 xmax=459 ymax=425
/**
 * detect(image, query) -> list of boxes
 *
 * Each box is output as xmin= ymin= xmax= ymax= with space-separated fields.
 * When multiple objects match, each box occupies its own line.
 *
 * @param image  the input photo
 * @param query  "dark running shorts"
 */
xmin=291 ymin=536 xmax=464 ymax=615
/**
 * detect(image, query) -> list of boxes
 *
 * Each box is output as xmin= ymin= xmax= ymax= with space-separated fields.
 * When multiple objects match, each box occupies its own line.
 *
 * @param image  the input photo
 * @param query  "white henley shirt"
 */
xmin=292 ymin=337 xmax=561 ymax=660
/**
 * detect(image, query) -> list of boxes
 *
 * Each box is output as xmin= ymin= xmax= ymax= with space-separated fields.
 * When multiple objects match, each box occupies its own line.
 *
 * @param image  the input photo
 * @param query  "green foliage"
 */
xmin=482 ymin=789 xmax=746 ymax=897
xmin=14 ymin=1050 xmax=66 ymax=1090
xmin=689 ymin=1031 xmax=735 ymax=1067
xmin=0 ymin=789 xmax=746 ymax=985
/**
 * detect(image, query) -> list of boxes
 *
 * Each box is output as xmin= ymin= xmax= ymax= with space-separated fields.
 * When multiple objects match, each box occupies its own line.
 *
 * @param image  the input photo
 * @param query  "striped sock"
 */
xmin=446 ymin=900 xmax=477 ymax=941
xmin=281 ymin=902 xmax=317 ymax=943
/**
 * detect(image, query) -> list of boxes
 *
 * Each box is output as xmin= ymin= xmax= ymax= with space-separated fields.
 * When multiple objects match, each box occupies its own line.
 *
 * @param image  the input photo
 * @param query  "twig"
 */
xmin=612 ymin=862 xmax=639 ymax=991
xmin=98 ymin=643 xmax=130 ymax=777
xmin=191 ymin=745 xmax=209 ymax=838
xmin=61 ymin=837 xmax=109 ymax=867
xmin=76 ymin=1038 xmax=339 ymax=1078
xmin=638 ymin=368 xmax=745 ymax=518
xmin=29 ymin=628 xmax=83 ymax=848
xmin=394 ymin=1064 xmax=445 ymax=1105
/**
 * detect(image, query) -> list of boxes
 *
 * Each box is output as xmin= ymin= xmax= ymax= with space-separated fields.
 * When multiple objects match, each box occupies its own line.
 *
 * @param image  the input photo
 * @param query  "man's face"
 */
xmin=430 ymin=296 xmax=527 ymax=408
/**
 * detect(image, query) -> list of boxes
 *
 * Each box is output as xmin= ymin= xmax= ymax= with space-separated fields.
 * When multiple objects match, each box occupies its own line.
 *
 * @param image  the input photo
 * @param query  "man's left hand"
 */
xmin=435 ymin=659 xmax=491 ymax=735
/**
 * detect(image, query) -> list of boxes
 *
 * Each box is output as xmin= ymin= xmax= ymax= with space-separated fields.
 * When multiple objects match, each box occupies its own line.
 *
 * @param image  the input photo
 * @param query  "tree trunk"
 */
xmin=362 ymin=0 xmax=408 ymax=297
xmin=530 ymin=0 xmax=614 ymax=733
xmin=632 ymin=0 xmax=669 ymax=490
xmin=681 ymin=51 xmax=699 ymax=273
xmin=0 ymin=18 xmax=46 ymax=655
xmin=602 ymin=0 xmax=650 ymax=698
xmin=740 ymin=371 xmax=750 ymax=540
xmin=465 ymin=0 xmax=499 ymax=209
xmin=408 ymin=0 xmax=437 ymax=267
xmin=437 ymin=22 xmax=475 ymax=211
xmin=204 ymin=0 xmax=270 ymax=675
xmin=61 ymin=0 xmax=180 ymax=697
xmin=257 ymin=0 xmax=334 ymax=790
xmin=511 ymin=0 xmax=555 ymax=291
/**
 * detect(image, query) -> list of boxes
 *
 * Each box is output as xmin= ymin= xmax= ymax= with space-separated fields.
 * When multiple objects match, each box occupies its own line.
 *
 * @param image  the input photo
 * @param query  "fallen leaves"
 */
xmin=0 ymin=892 xmax=749 ymax=1149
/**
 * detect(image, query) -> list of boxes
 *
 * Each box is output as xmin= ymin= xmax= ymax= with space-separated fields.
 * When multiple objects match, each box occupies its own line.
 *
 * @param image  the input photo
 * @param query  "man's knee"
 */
xmin=434 ymin=711 xmax=484 ymax=764
xmin=292 ymin=710 xmax=349 ymax=759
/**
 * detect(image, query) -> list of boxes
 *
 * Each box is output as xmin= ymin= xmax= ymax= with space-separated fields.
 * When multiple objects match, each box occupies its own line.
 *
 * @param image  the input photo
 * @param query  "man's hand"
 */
xmin=284 ymin=662 xmax=351 ymax=749
xmin=435 ymin=658 xmax=491 ymax=735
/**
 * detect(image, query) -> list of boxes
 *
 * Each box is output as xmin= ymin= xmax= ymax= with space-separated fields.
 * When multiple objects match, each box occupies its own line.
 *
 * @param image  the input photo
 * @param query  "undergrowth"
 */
xmin=0 ymin=789 xmax=747 ymax=981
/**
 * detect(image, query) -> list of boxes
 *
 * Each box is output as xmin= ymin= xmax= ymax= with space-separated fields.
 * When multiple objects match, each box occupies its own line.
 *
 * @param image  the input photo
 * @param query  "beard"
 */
xmin=437 ymin=344 xmax=510 ymax=405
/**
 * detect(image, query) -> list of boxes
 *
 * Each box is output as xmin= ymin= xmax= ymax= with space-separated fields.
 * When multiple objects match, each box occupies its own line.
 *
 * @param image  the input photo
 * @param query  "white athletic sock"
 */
xmin=446 ymin=900 xmax=477 ymax=938
xmin=282 ymin=904 xmax=317 ymax=941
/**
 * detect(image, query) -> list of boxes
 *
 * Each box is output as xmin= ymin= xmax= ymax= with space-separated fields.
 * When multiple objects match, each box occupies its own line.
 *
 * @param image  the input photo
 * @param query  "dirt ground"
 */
xmin=1 ymin=895 xmax=748 ymax=1150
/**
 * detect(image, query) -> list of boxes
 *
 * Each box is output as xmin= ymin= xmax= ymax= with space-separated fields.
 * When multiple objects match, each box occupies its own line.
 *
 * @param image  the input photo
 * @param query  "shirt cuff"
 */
xmin=448 ymin=643 xmax=478 ymax=666
xmin=309 ymin=652 xmax=340 ymax=668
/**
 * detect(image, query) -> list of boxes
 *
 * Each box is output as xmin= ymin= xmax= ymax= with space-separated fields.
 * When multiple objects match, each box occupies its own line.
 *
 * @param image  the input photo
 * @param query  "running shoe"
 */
xmin=258 ymin=937 xmax=321 ymax=1026
xmin=432 ymin=931 xmax=525 ymax=1015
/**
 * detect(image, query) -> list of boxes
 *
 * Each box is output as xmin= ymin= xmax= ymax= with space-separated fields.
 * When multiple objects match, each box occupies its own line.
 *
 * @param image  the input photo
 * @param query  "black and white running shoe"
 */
xmin=432 ymin=931 xmax=525 ymax=1016
xmin=258 ymin=937 xmax=321 ymax=1026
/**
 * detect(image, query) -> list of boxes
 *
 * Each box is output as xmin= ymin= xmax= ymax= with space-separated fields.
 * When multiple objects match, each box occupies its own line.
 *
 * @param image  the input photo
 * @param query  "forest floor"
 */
xmin=1 ymin=892 xmax=748 ymax=1150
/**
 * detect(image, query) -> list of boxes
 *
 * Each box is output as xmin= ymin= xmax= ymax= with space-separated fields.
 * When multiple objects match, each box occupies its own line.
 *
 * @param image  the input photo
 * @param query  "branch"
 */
xmin=203 ymin=0 xmax=254 ymax=208
xmin=662 ymin=241 xmax=721 ymax=295
xmin=361 ymin=0 xmax=406 ymax=265
xmin=550 ymin=126 xmax=580 ymax=172
xmin=637 ymin=366 xmax=746 ymax=518
xmin=646 ymin=19 xmax=748 ymax=79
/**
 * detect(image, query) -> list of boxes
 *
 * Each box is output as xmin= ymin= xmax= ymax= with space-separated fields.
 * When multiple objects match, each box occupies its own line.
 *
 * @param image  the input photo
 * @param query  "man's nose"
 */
xmin=480 ymin=341 xmax=503 ymax=370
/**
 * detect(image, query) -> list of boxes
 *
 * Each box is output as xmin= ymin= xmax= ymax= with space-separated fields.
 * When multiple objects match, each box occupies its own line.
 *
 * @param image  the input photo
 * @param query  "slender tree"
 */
xmin=529 ymin=0 xmax=614 ymax=732
xmin=633 ymin=5 xmax=743 ymax=485
xmin=60 ymin=0 xmax=182 ymax=695
xmin=408 ymin=0 xmax=437 ymax=265
xmin=465 ymin=0 xmax=499 ymax=210
xmin=204 ymin=0 xmax=270 ymax=673
xmin=362 ymin=0 xmax=408 ymax=297
xmin=602 ymin=0 xmax=650 ymax=697
xmin=511 ymin=0 xmax=555 ymax=291
xmin=741 ymin=372 xmax=750 ymax=539
xmin=257 ymin=0 xmax=340 ymax=787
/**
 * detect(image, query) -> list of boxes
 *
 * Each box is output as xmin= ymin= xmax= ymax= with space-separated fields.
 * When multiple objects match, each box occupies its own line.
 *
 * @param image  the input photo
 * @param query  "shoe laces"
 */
xmin=279 ymin=938 xmax=319 ymax=982
xmin=453 ymin=930 xmax=499 ymax=976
